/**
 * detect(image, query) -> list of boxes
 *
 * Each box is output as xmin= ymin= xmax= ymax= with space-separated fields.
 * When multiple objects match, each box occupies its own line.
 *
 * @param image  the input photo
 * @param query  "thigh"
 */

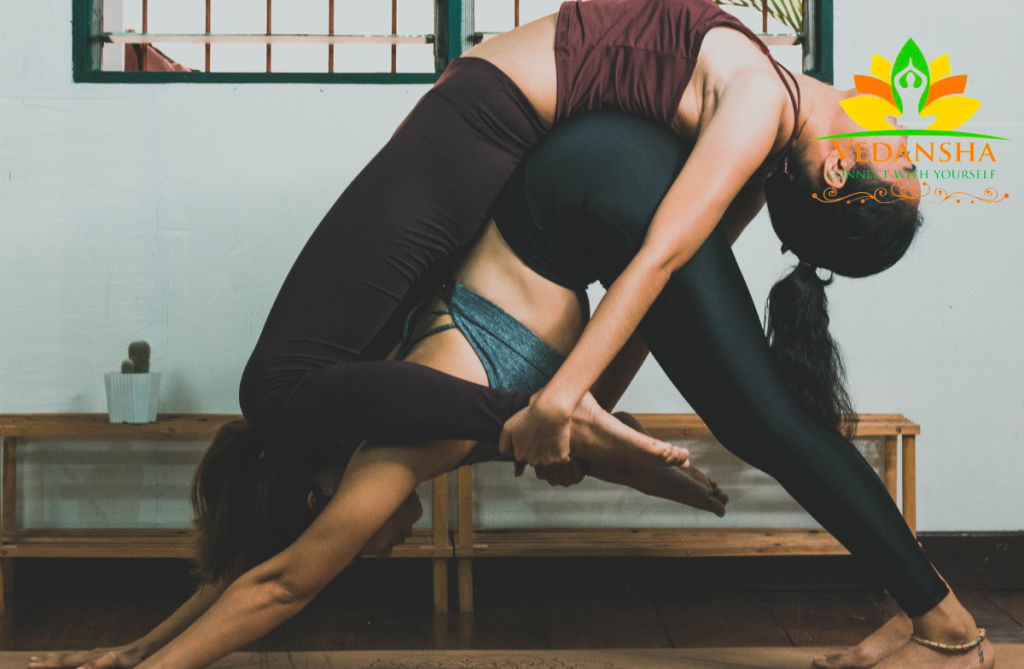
xmin=362 ymin=308 xmax=491 ymax=479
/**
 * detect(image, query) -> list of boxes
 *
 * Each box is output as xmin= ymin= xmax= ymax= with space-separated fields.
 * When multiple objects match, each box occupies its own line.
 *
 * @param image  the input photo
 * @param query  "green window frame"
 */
xmin=72 ymin=0 xmax=830 ymax=85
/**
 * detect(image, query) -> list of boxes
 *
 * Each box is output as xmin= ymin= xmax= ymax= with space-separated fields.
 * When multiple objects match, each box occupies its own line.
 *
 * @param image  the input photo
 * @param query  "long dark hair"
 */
xmin=190 ymin=419 xmax=328 ymax=584
xmin=763 ymin=150 xmax=923 ymax=442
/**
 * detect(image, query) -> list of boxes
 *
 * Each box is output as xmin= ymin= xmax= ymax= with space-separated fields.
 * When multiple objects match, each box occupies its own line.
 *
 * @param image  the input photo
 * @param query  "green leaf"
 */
xmin=890 ymin=38 xmax=930 ymax=114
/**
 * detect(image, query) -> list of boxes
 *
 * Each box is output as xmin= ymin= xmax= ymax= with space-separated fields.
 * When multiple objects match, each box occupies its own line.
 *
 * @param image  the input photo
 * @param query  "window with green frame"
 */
xmin=73 ymin=0 xmax=831 ymax=84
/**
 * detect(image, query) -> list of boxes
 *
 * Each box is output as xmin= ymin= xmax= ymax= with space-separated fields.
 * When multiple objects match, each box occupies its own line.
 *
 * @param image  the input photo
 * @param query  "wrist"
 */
xmin=532 ymin=390 xmax=576 ymax=420
xmin=127 ymin=639 xmax=156 ymax=662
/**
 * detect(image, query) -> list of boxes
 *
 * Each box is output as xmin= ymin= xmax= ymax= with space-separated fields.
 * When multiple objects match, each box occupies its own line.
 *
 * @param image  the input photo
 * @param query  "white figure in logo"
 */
xmin=892 ymin=61 xmax=936 ymax=130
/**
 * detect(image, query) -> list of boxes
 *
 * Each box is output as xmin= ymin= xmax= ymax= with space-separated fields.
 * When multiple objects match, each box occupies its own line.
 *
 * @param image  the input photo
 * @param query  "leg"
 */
xmin=239 ymin=58 xmax=547 ymax=445
xmin=591 ymin=226 xmax=990 ymax=667
xmin=582 ymin=221 xmax=948 ymax=616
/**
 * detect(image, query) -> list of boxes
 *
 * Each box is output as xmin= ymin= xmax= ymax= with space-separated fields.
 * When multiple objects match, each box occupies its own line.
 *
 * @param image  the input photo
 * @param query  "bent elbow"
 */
xmin=268 ymin=575 xmax=315 ymax=608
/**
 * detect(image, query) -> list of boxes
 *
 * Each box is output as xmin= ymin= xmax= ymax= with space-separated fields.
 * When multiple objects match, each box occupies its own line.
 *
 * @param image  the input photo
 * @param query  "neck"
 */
xmin=791 ymin=74 xmax=857 ymax=159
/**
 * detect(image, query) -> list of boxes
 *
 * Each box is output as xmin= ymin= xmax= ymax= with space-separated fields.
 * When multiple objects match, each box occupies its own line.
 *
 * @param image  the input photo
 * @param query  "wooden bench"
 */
xmin=0 ymin=414 xmax=453 ymax=614
xmin=453 ymin=413 xmax=920 ymax=613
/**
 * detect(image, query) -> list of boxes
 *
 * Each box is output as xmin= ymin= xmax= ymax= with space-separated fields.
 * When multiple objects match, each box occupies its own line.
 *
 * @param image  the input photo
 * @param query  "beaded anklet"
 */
xmin=910 ymin=628 xmax=987 ymax=665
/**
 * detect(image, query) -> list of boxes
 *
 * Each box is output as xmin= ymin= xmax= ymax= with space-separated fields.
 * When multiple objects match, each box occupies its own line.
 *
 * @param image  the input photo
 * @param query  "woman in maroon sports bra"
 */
xmin=33 ymin=3 xmax=987 ymax=669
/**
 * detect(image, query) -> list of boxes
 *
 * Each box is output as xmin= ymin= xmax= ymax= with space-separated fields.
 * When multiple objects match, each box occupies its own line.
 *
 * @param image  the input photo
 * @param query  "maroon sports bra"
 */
xmin=554 ymin=0 xmax=801 ymax=174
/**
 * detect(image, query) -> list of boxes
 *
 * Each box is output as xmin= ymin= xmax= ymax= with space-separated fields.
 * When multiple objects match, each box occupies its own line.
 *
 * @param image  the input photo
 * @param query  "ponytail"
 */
xmin=190 ymin=419 xmax=319 ymax=584
xmin=764 ymin=257 xmax=858 ymax=443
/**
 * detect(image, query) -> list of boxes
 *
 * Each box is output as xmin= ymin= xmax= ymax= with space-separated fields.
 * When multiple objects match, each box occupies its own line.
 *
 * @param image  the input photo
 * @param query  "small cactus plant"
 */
xmin=128 ymin=340 xmax=150 ymax=373
xmin=121 ymin=359 xmax=135 ymax=373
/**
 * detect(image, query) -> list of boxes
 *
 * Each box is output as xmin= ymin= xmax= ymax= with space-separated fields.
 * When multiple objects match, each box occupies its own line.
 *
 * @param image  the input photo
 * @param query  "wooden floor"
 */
xmin=1 ymin=558 xmax=1022 ymax=652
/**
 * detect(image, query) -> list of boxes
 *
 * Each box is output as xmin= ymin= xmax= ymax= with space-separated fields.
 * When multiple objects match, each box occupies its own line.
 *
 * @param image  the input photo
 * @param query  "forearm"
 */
xmin=539 ymin=253 xmax=672 ymax=414
xmin=589 ymin=333 xmax=650 ymax=412
xmin=132 ymin=578 xmax=233 ymax=659
xmin=138 ymin=568 xmax=310 ymax=669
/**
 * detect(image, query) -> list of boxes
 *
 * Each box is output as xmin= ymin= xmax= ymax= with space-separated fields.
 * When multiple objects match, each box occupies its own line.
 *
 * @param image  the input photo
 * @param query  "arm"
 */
xmin=587 ymin=180 xmax=764 ymax=412
xmin=503 ymin=76 xmax=785 ymax=467
xmin=27 ymin=578 xmax=233 ymax=669
xmin=134 ymin=449 xmax=424 ymax=669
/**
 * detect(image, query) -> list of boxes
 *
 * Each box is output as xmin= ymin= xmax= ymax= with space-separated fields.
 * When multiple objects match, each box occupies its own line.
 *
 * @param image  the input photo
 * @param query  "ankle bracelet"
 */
xmin=910 ymin=628 xmax=986 ymax=653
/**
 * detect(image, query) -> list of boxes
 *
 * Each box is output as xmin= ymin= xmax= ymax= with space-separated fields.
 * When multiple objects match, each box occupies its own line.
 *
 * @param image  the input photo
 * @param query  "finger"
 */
xmin=514 ymin=461 xmax=526 ymax=477
xmin=498 ymin=429 xmax=513 ymax=457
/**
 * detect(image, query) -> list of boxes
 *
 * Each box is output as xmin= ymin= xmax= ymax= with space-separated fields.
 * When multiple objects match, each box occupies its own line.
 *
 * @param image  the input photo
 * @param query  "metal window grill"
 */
xmin=105 ymin=0 xmax=430 ymax=73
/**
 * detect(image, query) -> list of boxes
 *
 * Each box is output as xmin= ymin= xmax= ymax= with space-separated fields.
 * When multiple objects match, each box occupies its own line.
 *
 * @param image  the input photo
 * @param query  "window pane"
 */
xmin=273 ymin=0 xmax=329 ymax=34
xmin=274 ymin=44 xmax=329 ymax=73
xmin=336 ymin=1 xmax=390 ymax=34
xmin=211 ymin=43 xmax=266 ymax=72
xmin=397 ymin=43 xmax=435 ymax=73
xmin=333 ymin=44 xmax=391 ymax=72
xmin=475 ymin=0 xmax=515 ymax=33
xmin=146 ymin=0 xmax=205 ymax=33
xmin=213 ymin=0 xmax=266 ymax=33
xmin=397 ymin=0 xmax=434 ymax=35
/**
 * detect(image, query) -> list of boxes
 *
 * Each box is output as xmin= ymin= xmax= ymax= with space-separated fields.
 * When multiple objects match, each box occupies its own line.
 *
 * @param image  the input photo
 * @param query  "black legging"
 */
xmin=491 ymin=111 xmax=949 ymax=618
xmin=238 ymin=57 xmax=546 ymax=444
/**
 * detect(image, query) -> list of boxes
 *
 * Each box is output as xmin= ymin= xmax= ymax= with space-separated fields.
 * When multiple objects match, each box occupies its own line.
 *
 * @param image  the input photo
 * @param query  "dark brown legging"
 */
xmin=239 ymin=57 xmax=547 ymax=443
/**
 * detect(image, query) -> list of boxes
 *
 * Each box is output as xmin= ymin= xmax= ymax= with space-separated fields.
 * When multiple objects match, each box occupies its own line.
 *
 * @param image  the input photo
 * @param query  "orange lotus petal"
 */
xmin=924 ymin=74 xmax=968 ymax=108
xmin=853 ymin=74 xmax=896 ymax=107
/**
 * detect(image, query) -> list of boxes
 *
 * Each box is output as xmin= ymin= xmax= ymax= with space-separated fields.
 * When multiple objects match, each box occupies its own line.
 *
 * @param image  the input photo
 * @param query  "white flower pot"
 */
xmin=104 ymin=372 xmax=161 ymax=424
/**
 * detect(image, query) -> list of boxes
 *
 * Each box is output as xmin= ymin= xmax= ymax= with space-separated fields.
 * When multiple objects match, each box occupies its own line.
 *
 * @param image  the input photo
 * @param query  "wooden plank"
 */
xmin=0 ymin=413 xmax=240 ymax=439
xmin=902 ymin=435 xmax=917 ymax=535
xmin=458 ymin=528 xmax=848 ymax=558
xmin=986 ymin=591 xmax=1024 ymax=628
xmin=542 ymin=590 xmax=672 ymax=649
xmin=0 ymin=412 xmax=920 ymax=439
xmin=632 ymin=414 xmax=920 ymax=439
xmin=655 ymin=591 xmax=792 ymax=648
xmin=431 ymin=473 xmax=448 ymax=550
xmin=1 ymin=436 xmax=16 ymax=609
xmin=764 ymin=590 xmax=895 ymax=646
xmin=0 ymin=528 xmax=448 ymax=559
xmin=458 ymin=558 xmax=473 ymax=612
xmin=457 ymin=466 xmax=473 ymax=549
xmin=956 ymin=589 xmax=1024 ymax=644
xmin=432 ymin=558 xmax=447 ymax=613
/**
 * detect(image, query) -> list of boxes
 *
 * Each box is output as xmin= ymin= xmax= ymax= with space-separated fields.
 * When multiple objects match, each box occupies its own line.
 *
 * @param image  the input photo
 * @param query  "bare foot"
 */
xmin=596 ymin=462 xmax=729 ymax=516
xmin=813 ymin=614 xmax=913 ymax=669
xmin=566 ymin=394 xmax=690 ymax=468
xmin=869 ymin=636 xmax=993 ymax=669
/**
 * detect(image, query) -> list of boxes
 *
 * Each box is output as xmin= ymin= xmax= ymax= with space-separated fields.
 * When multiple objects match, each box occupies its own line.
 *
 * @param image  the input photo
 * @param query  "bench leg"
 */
xmin=458 ymin=558 xmax=474 ymax=612
xmin=902 ymin=435 xmax=916 ymax=536
xmin=1 ymin=436 xmax=16 ymax=614
xmin=432 ymin=558 xmax=448 ymax=614
xmin=1 ymin=559 xmax=12 ymax=595
xmin=882 ymin=435 xmax=898 ymax=503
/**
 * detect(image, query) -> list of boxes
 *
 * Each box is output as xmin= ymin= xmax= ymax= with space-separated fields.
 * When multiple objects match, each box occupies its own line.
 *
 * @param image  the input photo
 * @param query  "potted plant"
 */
xmin=104 ymin=341 xmax=161 ymax=423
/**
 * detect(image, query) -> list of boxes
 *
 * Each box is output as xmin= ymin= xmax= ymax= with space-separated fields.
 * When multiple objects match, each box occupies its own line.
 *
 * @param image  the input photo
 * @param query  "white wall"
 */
xmin=1 ymin=1 xmax=1020 ymax=533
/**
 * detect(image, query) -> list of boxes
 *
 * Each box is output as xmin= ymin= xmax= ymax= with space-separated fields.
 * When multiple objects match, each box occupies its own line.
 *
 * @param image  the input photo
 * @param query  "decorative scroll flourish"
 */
xmin=813 ymin=182 xmax=1009 ymax=204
